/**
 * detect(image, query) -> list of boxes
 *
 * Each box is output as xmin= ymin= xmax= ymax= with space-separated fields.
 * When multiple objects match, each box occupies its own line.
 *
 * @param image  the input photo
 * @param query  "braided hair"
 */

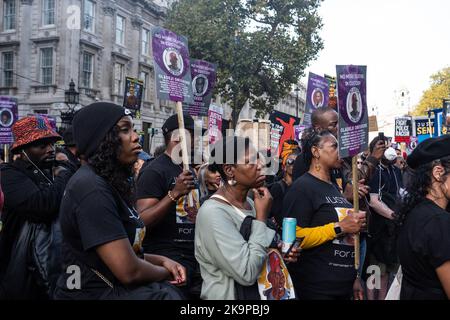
xmin=300 ymin=127 xmax=335 ymax=170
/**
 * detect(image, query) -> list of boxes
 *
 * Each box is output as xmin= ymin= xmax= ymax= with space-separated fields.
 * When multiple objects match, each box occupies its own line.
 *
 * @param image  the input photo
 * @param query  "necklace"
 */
xmin=221 ymin=186 xmax=249 ymax=210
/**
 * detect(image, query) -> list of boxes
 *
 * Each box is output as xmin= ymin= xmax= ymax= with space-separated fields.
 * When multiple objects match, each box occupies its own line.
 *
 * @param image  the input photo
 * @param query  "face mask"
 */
xmin=384 ymin=147 xmax=397 ymax=162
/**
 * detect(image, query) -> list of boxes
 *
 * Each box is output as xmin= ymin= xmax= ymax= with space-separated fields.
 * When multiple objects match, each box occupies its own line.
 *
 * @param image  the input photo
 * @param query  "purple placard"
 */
xmin=184 ymin=59 xmax=217 ymax=117
xmin=294 ymin=125 xmax=307 ymax=142
xmin=0 ymin=96 xmax=19 ymax=144
xmin=152 ymin=27 xmax=193 ymax=103
xmin=305 ymin=72 xmax=330 ymax=125
xmin=336 ymin=65 xmax=368 ymax=158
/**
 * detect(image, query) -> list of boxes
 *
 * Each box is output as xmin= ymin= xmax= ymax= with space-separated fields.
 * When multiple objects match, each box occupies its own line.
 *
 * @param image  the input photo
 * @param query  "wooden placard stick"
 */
xmin=176 ymin=101 xmax=194 ymax=206
xmin=4 ymin=144 xmax=9 ymax=163
xmin=352 ymin=155 xmax=360 ymax=272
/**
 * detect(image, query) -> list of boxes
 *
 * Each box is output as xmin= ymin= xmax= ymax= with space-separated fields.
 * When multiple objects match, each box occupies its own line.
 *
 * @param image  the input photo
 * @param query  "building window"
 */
xmin=2 ymin=52 xmax=14 ymax=87
xmin=40 ymin=48 xmax=53 ymax=85
xmin=115 ymin=15 xmax=125 ymax=45
xmin=139 ymin=71 xmax=148 ymax=101
xmin=83 ymin=0 xmax=95 ymax=33
xmin=3 ymin=0 xmax=16 ymax=31
xmin=141 ymin=28 xmax=150 ymax=55
xmin=42 ymin=0 xmax=55 ymax=26
xmin=81 ymin=52 xmax=94 ymax=88
xmin=114 ymin=63 xmax=124 ymax=95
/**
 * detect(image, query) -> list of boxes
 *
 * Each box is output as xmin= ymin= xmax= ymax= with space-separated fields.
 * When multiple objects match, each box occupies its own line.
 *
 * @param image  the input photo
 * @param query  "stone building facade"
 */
xmin=0 ymin=0 xmax=308 ymax=153
xmin=0 ymin=0 xmax=173 ymax=152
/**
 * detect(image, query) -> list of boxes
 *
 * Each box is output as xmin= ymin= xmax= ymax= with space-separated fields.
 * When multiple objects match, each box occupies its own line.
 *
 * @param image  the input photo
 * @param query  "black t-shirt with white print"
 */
xmin=54 ymin=165 xmax=146 ymax=300
xmin=136 ymin=153 xmax=200 ymax=260
xmin=283 ymin=172 xmax=356 ymax=297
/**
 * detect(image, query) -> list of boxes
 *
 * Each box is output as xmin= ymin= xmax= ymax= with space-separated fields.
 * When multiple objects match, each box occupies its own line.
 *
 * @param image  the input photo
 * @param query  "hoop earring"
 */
xmin=314 ymin=163 xmax=321 ymax=172
xmin=227 ymin=179 xmax=237 ymax=186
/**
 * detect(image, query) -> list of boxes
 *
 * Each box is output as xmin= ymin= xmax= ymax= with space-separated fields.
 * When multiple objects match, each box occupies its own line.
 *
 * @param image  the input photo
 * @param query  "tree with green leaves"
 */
xmin=413 ymin=67 xmax=450 ymax=116
xmin=165 ymin=0 xmax=324 ymax=125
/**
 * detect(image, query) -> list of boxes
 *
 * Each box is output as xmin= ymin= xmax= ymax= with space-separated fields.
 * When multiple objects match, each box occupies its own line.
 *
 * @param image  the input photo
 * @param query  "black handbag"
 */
xmin=0 ymin=220 xmax=61 ymax=299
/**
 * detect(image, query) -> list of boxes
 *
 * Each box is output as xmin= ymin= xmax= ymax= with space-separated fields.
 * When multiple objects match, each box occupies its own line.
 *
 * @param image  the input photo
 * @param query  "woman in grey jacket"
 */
xmin=195 ymin=136 xmax=296 ymax=300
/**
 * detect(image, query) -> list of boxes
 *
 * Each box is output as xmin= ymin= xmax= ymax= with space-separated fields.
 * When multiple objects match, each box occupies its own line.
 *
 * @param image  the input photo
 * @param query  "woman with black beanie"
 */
xmin=53 ymin=102 xmax=185 ymax=300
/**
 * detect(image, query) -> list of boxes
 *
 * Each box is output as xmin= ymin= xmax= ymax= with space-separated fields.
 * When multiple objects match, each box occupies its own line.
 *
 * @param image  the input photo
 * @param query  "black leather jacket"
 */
xmin=0 ymin=159 xmax=73 ymax=299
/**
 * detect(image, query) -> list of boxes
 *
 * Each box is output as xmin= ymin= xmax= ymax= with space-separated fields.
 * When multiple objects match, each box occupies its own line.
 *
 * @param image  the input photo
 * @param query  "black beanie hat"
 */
xmin=162 ymin=113 xmax=195 ymax=136
xmin=72 ymin=102 xmax=129 ymax=158
xmin=407 ymin=135 xmax=450 ymax=169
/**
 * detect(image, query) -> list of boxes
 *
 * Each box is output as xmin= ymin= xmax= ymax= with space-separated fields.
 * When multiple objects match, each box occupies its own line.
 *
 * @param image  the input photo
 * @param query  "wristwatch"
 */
xmin=334 ymin=222 xmax=344 ymax=238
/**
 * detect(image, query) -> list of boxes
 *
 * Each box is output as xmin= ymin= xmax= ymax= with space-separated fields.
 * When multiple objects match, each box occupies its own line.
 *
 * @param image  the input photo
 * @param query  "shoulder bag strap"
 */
xmin=210 ymin=194 xmax=248 ymax=219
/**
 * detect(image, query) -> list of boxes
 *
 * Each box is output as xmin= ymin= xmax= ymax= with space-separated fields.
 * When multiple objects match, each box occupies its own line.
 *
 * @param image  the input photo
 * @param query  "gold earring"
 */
xmin=315 ymin=163 xmax=321 ymax=172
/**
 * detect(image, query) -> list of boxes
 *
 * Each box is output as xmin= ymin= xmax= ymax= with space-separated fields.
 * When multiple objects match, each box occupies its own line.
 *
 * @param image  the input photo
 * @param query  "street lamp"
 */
xmin=294 ymin=85 xmax=300 ymax=118
xmin=61 ymin=79 xmax=79 ymax=131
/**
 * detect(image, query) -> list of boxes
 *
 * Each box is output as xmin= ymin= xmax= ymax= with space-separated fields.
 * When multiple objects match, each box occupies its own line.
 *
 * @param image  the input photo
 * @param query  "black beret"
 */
xmin=407 ymin=135 xmax=450 ymax=169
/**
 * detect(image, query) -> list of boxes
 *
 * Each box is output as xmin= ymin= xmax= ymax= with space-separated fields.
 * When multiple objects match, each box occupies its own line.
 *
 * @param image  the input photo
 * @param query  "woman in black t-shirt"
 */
xmin=54 ymin=103 xmax=186 ymax=300
xmin=396 ymin=135 xmax=450 ymax=300
xmin=283 ymin=128 xmax=366 ymax=300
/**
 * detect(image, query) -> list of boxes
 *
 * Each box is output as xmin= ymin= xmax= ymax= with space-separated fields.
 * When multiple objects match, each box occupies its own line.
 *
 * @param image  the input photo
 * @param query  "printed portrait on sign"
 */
xmin=125 ymin=82 xmax=139 ymax=109
xmin=163 ymin=48 xmax=184 ymax=76
xmin=311 ymin=88 xmax=324 ymax=109
xmin=346 ymin=87 xmax=363 ymax=123
xmin=192 ymin=74 xmax=208 ymax=96
xmin=257 ymin=249 xmax=296 ymax=300
xmin=0 ymin=109 xmax=13 ymax=127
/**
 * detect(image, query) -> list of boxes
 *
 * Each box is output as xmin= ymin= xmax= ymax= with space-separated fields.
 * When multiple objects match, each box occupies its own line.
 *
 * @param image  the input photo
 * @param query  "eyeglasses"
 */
xmin=357 ymin=161 xmax=363 ymax=165
xmin=286 ymin=158 xmax=295 ymax=166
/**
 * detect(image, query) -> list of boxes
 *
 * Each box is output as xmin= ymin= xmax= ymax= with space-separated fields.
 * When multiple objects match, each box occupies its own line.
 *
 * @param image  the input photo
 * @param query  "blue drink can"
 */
xmin=282 ymin=218 xmax=297 ymax=253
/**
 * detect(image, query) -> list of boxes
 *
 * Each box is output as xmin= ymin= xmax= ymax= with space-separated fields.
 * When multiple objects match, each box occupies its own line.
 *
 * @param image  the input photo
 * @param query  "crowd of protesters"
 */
xmin=0 ymin=101 xmax=449 ymax=300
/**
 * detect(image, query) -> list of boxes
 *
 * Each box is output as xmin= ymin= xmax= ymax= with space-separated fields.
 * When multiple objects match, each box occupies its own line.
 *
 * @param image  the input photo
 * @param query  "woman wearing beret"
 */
xmin=53 ymin=102 xmax=185 ymax=300
xmin=397 ymin=135 xmax=450 ymax=300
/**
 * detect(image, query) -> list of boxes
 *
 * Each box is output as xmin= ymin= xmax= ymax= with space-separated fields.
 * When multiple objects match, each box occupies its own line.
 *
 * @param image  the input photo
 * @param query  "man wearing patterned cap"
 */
xmin=0 ymin=115 xmax=75 ymax=299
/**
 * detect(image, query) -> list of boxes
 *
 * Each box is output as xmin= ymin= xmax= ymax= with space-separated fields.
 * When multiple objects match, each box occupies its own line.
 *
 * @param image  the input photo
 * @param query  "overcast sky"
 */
xmin=303 ymin=0 xmax=450 ymax=115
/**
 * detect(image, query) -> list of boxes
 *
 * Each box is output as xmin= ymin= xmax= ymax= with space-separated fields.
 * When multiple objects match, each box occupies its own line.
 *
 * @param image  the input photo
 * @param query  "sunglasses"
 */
xmin=357 ymin=161 xmax=363 ymax=165
xmin=286 ymin=158 xmax=295 ymax=166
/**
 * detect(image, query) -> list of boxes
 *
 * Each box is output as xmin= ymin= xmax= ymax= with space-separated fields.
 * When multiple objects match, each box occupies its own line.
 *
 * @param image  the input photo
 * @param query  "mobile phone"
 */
xmin=284 ymin=237 xmax=304 ymax=256
xmin=378 ymin=132 xmax=384 ymax=142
